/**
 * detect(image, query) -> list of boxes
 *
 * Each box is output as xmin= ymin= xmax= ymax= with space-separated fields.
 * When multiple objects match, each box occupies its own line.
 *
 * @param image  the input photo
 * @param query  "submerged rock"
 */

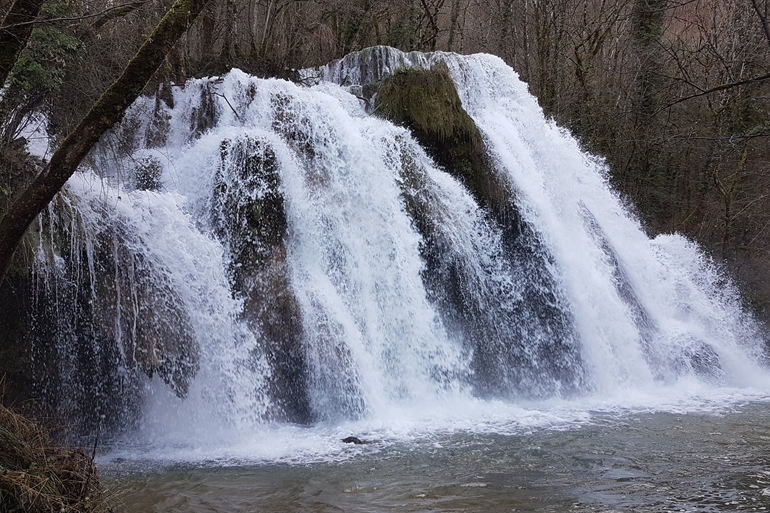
xmin=341 ymin=436 xmax=370 ymax=445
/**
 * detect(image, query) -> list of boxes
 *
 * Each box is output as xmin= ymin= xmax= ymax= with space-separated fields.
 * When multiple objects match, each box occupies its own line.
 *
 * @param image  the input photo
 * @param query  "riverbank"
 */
xmin=0 ymin=402 xmax=110 ymax=512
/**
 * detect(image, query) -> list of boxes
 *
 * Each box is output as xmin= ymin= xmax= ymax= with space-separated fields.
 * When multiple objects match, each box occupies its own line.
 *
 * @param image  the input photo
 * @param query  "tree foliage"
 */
xmin=0 ymin=15 xmax=82 ymax=143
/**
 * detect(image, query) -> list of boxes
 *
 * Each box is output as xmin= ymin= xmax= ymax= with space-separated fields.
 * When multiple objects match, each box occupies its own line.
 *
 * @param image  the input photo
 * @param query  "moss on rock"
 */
xmin=375 ymin=64 xmax=493 ymax=206
xmin=376 ymin=63 xmax=479 ymax=144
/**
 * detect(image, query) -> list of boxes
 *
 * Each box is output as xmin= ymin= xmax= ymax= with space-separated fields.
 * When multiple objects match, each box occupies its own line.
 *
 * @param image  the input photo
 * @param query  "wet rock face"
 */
xmin=0 ymin=148 xmax=64 ymax=422
xmin=91 ymin=225 xmax=199 ymax=398
xmin=1 ymin=146 xmax=200 ymax=435
xmin=214 ymin=137 xmax=287 ymax=274
xmin=377 ymin=68 xmax=587 ymax=399
xmin=144 ymin=91 xmax=172 ymax=149
xmin=393 ymin=143 xmax=586 ymax=400
xmin=190 ymin=81 xmax=219 ymax=139
xmin=212 ymin=136 xmax=311 ymax=423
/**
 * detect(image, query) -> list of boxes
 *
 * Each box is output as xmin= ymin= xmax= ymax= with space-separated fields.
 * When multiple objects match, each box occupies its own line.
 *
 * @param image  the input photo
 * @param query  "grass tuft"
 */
xmin=0 ymin=402 xmax=111 ymax=512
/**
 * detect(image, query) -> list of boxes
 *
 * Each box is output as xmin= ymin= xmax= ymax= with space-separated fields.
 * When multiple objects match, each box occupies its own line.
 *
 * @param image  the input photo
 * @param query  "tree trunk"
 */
xmin=0 ymin=0 xmax=212 ymax=281
xmin=0 ymin=0 xmax=46 ymax=87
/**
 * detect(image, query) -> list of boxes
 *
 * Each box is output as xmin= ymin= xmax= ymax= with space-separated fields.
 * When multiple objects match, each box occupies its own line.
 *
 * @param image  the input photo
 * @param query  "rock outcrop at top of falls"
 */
xmin=374 ymin=63 xmax=487 ymax=205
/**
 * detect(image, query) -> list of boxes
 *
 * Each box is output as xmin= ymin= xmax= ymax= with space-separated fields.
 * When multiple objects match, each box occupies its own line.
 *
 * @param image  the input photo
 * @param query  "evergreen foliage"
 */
xmin=0 ymin=0 xmax=83 ymax=143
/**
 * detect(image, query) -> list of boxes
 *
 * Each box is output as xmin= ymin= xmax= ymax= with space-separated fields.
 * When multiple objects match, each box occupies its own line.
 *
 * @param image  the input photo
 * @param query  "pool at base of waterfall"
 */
xmin=105 ymin=400 xmax=770 ymax=512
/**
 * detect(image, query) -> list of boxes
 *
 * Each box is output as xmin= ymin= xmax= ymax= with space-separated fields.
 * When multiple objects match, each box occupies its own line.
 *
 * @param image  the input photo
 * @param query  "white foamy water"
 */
xmin=439 ymin=53 xmax=770 ymax=392
xmin=56 ymin=47 xmax=770 ymax=464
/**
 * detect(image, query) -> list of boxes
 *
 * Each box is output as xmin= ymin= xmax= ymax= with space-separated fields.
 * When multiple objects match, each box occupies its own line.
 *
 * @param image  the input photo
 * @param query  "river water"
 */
xmin=105 ymin=399 xmax=770 ymax=512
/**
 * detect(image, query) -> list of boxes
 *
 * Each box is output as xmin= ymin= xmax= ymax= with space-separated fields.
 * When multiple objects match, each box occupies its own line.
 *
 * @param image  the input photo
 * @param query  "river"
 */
xmin=106 ymin=399 xmax=770 ymax=512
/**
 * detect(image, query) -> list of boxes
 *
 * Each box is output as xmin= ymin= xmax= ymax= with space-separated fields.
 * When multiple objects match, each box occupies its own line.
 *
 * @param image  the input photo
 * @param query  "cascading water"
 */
xmin=20 ymin=46 xmax=770 ymax=458
xmin=313 ymin=47 xmax=770 ymax=393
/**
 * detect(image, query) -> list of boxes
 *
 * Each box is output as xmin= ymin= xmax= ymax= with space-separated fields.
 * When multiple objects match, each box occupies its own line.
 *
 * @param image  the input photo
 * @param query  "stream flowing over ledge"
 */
xmin=1 ymin=47 xmax=768 ymax=447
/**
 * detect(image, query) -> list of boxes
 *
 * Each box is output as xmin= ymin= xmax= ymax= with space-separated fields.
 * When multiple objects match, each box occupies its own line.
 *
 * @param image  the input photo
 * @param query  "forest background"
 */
xmin=1 ymin=0 xmax=770 ymax=319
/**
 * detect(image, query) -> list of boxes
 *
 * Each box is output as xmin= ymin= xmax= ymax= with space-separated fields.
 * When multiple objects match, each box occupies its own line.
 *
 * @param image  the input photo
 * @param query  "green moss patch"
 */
xmin=374 ymin=63 xmax=509 ymax=214
xmin=375 ymin=63 xmax=480 ymax=147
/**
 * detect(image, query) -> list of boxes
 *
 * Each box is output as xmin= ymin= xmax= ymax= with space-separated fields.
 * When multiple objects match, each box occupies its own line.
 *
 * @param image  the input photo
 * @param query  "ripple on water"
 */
xmin=104 ymin=400 xmax=770 ymax=512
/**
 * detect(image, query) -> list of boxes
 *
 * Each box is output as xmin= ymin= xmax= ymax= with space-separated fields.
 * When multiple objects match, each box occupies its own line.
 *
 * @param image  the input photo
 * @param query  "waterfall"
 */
xmin=312 ymin=47 xmax=770 ymax=392
xmin=11 ymin=47 xmax=770 ymax=453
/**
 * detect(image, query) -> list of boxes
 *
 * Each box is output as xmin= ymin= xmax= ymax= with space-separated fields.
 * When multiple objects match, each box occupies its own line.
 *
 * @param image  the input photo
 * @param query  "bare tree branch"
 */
xmin=0 ymin=0 xmax=46 ymax=86
xmin=0 ymin=0 xmax=212 ymax=281
xmin=751 ymin=0 xmax=770 ymax=47
xmin=0 ymin=1 xmax=149 ymax=32
xmin=662 ymin=73 xmax=770 ymax=110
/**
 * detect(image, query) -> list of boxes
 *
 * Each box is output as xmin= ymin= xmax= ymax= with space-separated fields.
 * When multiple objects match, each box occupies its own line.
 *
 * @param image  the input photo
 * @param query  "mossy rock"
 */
xmin=374 ymin=63 xmax=512 ymax=218
xmin=374 ymin=64 xmax=480 ymax=191
xmin=375 ymin=63 xmax=479 ymax=146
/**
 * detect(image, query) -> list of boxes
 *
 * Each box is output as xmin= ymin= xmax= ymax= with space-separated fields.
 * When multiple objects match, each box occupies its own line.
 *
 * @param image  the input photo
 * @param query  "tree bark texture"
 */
xmin=0 ymin=0 xmax=46 ymax=86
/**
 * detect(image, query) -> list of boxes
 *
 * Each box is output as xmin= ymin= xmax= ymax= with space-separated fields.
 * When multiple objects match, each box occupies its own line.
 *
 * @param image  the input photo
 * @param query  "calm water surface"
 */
xmin=105 ymin=402 xmax=770 ymax=512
